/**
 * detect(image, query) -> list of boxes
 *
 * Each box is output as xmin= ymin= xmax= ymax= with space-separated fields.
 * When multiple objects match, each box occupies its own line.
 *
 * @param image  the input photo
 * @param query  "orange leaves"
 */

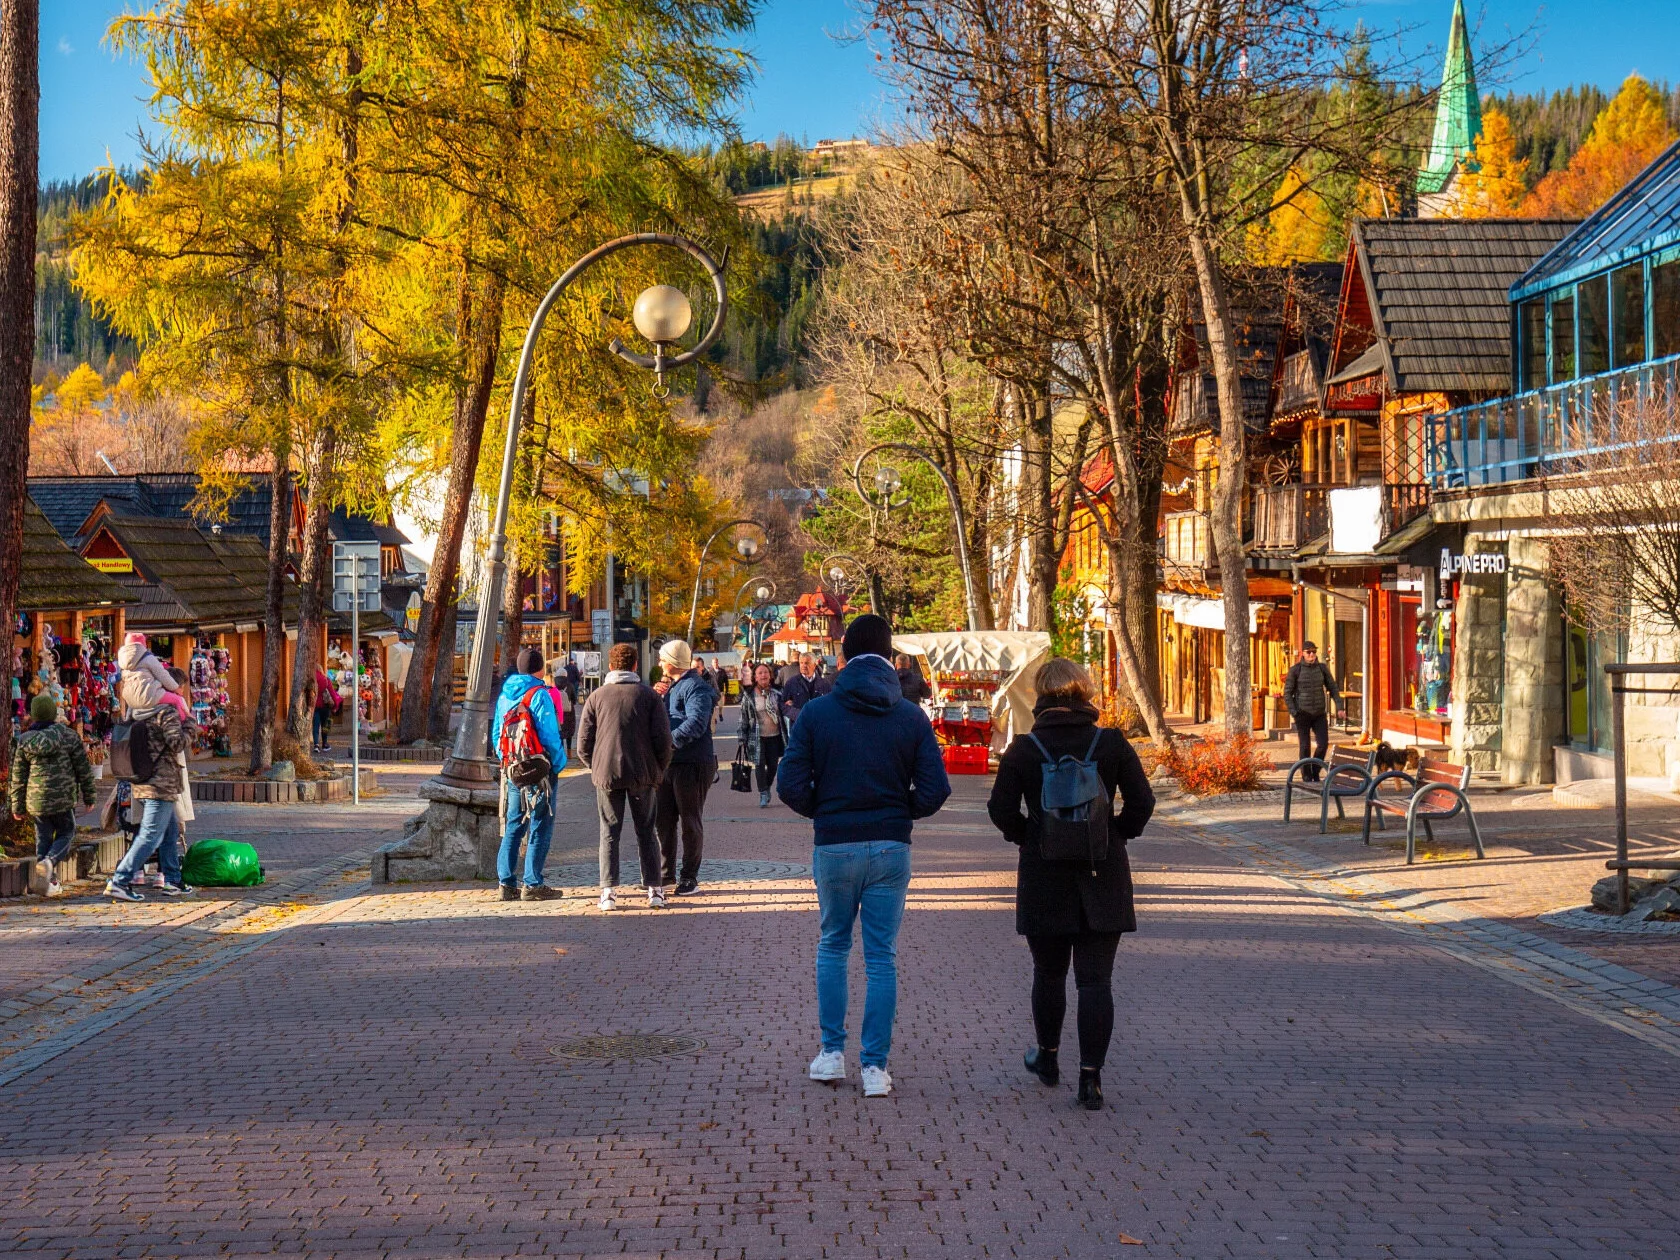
xmin=1450 ymin=107 xmax=1527 ymax=219
xmin=1522 ymin=75 xmax=1677 ymax=218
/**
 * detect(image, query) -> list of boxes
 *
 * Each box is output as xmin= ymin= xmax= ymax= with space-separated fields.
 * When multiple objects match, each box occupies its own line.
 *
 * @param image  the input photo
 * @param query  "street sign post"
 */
xmin=332 ymin=542 xmax=381 ymax=805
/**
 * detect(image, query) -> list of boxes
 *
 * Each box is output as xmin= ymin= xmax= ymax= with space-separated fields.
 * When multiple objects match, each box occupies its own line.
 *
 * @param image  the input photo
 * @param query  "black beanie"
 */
xmin=516 ymin=646 xmax=544 ymax=676
xmin=840 ymin=613 xmax=893 ymax=661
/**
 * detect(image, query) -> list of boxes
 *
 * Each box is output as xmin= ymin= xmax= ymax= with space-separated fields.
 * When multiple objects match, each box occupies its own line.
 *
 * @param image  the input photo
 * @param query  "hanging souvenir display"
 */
xmin=189 ymin=638 xmax=234 ymax=756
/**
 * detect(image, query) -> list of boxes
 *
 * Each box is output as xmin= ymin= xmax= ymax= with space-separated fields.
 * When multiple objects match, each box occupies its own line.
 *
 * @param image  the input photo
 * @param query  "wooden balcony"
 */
xmin=1276 ymin=349 xmax=1322 ymax=417
xmin=1163 ymin=510 xmax=1212 ymax=577
xmin=1250 ymin=484 xmax=1328 ymax=552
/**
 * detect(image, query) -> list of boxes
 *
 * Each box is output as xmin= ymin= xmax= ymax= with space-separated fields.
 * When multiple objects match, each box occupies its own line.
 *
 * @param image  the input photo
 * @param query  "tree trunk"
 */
xmin=247 ymin=467 xmax=292 ymax=772
xmin=0 ymin=0 xmax=37 ymax=777
xmin=1022 ymin=388 xmax=1058 ymax=630
xmin=1184 ymin=228 xmax=1252 ymax=737
xmin=426 ymin=595 xmax=459 ymax=744
xmin=286 ymin=430 xmax=336 ymax=742
xmin=396 ymin=265 xmax=504 ymax=742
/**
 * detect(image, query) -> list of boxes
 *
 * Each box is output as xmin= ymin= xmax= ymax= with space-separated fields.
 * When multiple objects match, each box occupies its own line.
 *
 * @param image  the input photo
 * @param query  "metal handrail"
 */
xmin=1605 ymin=663 xmax=1680 ymax=915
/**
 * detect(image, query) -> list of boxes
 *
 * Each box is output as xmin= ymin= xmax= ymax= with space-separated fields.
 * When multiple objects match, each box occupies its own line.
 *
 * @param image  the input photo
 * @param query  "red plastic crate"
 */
xmin=942 ymin=744 xmax=990 ymax=775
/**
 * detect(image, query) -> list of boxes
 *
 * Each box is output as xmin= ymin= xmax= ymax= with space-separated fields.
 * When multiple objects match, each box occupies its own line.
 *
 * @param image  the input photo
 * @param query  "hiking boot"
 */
xmin=499 ymin=882 xmax=519 ymax=902
xmin=860 ymin=1065 xmax=893 ymax=1097
xmin=1024 ymin=1046 xmax=1059 ymax=1087
xmin=104 ymin=880 xmax=143 ymax=903
xmin=808 ymin=1050 xmax=846 ymax=1082
xmin=520 ymin=884 xmax=561 ymax=902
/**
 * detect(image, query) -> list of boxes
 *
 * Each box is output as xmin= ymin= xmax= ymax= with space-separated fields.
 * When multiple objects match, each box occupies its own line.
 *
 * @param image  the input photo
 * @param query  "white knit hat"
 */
xmin=658 ymin=639 xmax=693 ymax=670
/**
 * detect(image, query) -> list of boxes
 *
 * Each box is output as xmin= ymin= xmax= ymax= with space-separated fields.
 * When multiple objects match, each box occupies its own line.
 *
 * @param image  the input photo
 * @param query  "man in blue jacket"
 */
xmin=655 ymin=639 xmax=718 ymax=897
xmin=493 ymin=646 xmax=567 ymax=902
xmin=777 ymin=614 xmax=950 ymax=1098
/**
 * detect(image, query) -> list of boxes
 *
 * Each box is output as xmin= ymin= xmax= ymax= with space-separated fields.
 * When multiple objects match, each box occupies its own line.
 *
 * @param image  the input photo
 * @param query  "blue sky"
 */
xmin=40 ymin=1 xmax=1680 ymax=184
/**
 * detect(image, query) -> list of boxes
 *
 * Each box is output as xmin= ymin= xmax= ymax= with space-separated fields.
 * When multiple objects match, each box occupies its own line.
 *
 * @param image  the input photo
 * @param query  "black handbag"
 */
xmin=730 ymin=740 xmax=754 ymax=792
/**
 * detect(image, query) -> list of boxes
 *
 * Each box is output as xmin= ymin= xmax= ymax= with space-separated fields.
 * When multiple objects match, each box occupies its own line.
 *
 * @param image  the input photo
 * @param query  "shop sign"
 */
xmin=1439 ymin=547 xmax=1506 ymax=581
xmin=88 ymin=556 xmax=133 ymax=574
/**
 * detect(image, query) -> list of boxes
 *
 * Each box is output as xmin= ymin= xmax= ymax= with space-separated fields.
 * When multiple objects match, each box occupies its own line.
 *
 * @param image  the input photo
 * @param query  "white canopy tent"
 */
xmin=892 ymin=630 xmax=1054 ymax=750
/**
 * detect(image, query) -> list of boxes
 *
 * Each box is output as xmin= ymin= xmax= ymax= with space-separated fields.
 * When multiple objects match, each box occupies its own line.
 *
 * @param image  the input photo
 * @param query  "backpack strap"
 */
xmin=1084 ymin=730 xmax=1103 ymax=761
xmin=1025 ymin=733 xmax=1054 ymax=764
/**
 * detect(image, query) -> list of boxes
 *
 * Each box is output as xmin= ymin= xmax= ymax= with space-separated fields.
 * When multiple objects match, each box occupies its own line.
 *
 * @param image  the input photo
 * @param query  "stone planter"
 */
xmin=321 ymin=744 xmax=447 ymax=764
xmin=190 ymin=771 xmax=378 ymax=804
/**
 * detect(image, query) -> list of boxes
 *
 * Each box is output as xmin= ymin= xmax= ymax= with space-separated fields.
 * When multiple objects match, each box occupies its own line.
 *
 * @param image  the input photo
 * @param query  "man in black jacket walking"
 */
xmin=578 ymin=643 xmax=673 ymax=911
xmin=1283 ymin=642 xmax=1344 ymax=782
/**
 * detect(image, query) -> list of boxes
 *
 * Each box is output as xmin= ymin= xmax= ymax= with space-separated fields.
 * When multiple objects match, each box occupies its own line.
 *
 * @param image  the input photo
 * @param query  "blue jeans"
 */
xmin=813 ymin=840 xmax=912 ymax=1069
xmin=312 ymin=707 xmax=330 ymax=748
xmin=113 ymin=799 xmax=183 ymax=888
xmin=499 ymin=777 xmax=557 ymax=888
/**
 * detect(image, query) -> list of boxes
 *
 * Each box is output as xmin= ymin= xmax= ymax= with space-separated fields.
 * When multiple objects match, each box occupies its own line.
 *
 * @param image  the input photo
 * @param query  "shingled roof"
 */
xmin=1347 ymin=218 xmax=1577 ymax=395
xmin=18 ymin=501 xmax=137 ymax=614
xmin=28 ymin=473 xmax=275 ymax=545
xmin=88 ymin=513 xmax=269 ymax=631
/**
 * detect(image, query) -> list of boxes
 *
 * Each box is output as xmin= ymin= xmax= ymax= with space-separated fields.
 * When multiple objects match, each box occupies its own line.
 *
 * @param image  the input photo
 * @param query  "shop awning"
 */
xmin=1156 ymin=592 xmax=1266 ymax=634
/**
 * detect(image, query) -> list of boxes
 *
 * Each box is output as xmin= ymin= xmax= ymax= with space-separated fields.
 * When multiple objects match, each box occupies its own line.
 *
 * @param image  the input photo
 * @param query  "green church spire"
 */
xmin=1417 ymin=0 xmax=1482 ymax=195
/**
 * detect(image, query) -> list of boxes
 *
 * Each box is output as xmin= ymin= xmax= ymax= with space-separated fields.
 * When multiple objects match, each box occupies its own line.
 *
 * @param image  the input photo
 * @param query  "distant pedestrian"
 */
xmin=105 ymin=694 xmax=193 ymax=902
xmin=781 ymin=652 xmax=830 ymax=726
xmin=312 ymin=665 xmax=340 ymax=753
xmin=577 ymin=643 xmax=672 ymax=911
xmin=894 ymin=653 xmax=931 ymax=704
xmin=777 ymin=614 xmax=951 ymax=1098
xmin=986 ymin=658 xmax=1154 ymax=1111
xmin=1284 ymin=641 xmax=1343 ymax=782
xmin=655 ymin=640 xmax=718 ymax=897
xmin=553 ymin=664 xmax=579 ymax=754
xmin=9 ymin=694 xmax=95 ymax=898
xmin=738 ymin=661 xmax=789 ymax=809
xmin=493 ymin=645 xmax=567 ymax=902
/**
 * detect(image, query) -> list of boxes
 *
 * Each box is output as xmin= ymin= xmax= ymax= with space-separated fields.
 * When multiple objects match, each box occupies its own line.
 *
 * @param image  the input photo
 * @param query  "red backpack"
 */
xmin=497 ymin=686 xmax=553 ymax=788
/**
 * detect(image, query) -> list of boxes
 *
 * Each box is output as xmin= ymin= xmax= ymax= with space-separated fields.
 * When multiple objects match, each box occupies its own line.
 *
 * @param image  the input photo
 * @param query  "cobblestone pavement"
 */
xmin=3 ymin=731 xmax=1680 ymax=1257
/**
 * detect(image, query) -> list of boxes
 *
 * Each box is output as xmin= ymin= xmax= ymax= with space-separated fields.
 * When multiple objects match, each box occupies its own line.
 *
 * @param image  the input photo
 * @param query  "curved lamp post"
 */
xmin=816 ymin=552 xmax=866 ymax=599
xmin=685 ymin=518 xmax=768 ymax=644
xmin=440 ymin=233 xmax=727 ymax=789
xmin=734 ymin=577 xmax=777 ymax=659
xmin=852 ymin=442 xmax=981 ymax=632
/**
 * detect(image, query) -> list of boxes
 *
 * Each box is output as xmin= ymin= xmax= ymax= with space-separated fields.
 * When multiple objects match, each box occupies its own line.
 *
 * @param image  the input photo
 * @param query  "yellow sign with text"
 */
xmin=88 ymin=557 xmax=133 ymax=574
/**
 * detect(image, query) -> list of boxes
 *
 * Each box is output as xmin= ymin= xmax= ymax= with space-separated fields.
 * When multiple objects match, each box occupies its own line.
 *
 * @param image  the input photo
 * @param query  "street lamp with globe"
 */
xmin=686 ymin=518 xmax=769 ymax=644
xmin=437 ymin=233 xmax=727 ymax=791
xmin=853 ymin=443 xmax=981 ymax=632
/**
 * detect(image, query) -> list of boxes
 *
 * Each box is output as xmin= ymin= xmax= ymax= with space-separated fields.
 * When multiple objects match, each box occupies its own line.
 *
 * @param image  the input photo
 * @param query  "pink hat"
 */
xmin=125 ymin=632 xmax=148 ymax=647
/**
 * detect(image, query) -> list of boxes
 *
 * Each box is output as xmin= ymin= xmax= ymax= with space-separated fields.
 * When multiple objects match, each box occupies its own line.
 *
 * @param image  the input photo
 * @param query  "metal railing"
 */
xmin=1428 ymin=352 xmax=1680 ymax=489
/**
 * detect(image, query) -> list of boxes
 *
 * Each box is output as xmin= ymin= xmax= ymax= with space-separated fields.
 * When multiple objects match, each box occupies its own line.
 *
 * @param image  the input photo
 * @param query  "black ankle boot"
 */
xmin=1076 ymin=1068 xmax=1103 ymax=1110
xmin=1023 ymin=1046 xmax=1059 ymax=1086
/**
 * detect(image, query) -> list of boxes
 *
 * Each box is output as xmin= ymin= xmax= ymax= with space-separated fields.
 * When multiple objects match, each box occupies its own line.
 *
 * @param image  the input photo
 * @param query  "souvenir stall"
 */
xmin=188 ymin=639 xmax=235 ymax=756
xmin=892 ymin=631 xmax=1052 ymax=772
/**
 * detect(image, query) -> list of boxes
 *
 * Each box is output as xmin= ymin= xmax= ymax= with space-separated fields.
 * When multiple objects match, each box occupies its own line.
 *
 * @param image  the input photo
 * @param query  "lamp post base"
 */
xmin=373 ymin=767 xmax=502 ymax=884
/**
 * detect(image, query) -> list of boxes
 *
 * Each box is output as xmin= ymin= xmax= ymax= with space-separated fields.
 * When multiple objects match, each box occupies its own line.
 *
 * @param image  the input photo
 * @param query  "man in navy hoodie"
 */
xmin=777 ymin=614 xmax=950 ymax=1098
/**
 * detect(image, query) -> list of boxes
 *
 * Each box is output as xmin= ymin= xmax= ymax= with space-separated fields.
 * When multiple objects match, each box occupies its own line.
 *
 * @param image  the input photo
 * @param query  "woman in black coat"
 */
xmin=987 ymin=657 xmax=1154 ymax=1109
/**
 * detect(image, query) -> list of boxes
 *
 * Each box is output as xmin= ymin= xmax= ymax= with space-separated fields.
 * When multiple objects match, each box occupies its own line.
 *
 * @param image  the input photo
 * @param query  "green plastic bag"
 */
xmin=181 ymin=838 xmax=265 ymax=887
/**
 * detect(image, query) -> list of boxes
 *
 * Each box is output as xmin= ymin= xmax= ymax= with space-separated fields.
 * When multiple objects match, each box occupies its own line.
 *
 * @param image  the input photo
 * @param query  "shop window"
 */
xmin=1520 ymin=298 xmax=1546 ymax=389
xmin=1566 ymin=613 xmax=1626 ymax=752
xmin=1334 ymin=617 xmax=1364 ymax=729
xmin=1612 ymin=263 xmax=1647 ymax=368
xmin=1549 ymin=291 xmax=1575 ymax=383
xmin=1578 ymin=275 xmax=1610 ymax=376
xmin=1653 ymin=253 xmax=1680 ymax=359
xmin=1413 ymin=605 xmax=1452 ymax=718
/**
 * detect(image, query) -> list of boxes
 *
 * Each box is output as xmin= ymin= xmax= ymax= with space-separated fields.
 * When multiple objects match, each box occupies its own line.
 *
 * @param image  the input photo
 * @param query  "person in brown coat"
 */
xmin=987 ymin=658 xmax=1154 ymax=1110
xmin=577 ymin=643 xmax=673 ymax=910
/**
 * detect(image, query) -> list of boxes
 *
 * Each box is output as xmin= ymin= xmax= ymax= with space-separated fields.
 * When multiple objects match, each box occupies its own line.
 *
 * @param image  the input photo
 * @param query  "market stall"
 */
xmin=891 ymin=631 xmax=1052 ymax=764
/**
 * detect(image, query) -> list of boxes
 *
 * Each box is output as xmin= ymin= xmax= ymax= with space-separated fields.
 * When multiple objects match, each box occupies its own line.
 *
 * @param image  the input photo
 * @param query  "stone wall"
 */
xmin=1450 ymin=537 xmax=1507 ymax=772
xmin=1500 ymin=536 xmax=1563 ymax=784
xmin=1626 ymin=615 xmax=1680 ymax=783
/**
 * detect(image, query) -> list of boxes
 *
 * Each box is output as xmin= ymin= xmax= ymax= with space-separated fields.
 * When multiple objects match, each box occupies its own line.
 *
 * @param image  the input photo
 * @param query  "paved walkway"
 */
xmin=2 ymin=734 xmax=1679 ymax=1257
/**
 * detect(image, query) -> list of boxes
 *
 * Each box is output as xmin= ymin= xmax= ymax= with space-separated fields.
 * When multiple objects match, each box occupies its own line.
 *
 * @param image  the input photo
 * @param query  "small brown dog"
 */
xmin=1371 ymin=741 xmax=1415 ymax=775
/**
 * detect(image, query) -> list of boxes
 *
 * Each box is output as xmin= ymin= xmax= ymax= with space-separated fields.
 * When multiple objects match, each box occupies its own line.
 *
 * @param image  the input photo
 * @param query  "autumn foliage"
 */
xmin=1162 ymin=734 xmax=1269 ymax=796
xmin=1522 ymin=75 xmax=1677 ymax=218
xmin=1450 ymin=108 xmax=1528 ymax=218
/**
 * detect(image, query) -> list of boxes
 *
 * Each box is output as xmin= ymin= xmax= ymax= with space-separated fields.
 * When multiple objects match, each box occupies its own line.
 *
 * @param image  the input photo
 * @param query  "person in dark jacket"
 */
xmin=9 ymin=694 xmax=96 ymax=897
xmin=578 ymin=643 xmax=673 ymax=911
xmin=781 ymin=652 xmax=831 ymax=724
xmin=1283 ymin=642 xmax=1344 ymax=782
xmin=106 ymin=700 xmax=193 ymax=902
xmin=893 ymin=653 xmax=931 ymax=704
xmin=655 ymin=639 xmax=718 ymax=896
xmin=777 ymin=614 xmax=951 ymax=1098
xmin=738 ymin=661 xmax=789 ymax=809
xmin=987 ymin=658 xmax=1155 ymax=1111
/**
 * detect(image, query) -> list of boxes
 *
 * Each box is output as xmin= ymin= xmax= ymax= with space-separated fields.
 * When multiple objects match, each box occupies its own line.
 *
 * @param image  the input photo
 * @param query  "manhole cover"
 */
xmin=547 ymin=1033 xmax=705 ymax=1062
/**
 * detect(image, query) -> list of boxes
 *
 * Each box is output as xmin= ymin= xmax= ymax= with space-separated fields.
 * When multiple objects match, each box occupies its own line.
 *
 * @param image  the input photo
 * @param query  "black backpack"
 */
xmin=1026 ymin=731 xmax=1111 ymax=874
xmin=109 ymin=713 xmax=159 ymax=785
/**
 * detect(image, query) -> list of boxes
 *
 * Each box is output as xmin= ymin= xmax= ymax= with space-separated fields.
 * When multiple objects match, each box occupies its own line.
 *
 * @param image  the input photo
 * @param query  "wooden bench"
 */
xmin=1360 ymin=756 xmax=1485 ymax=865
xmin=1283 ymin=745 xmax=1377 ymax=834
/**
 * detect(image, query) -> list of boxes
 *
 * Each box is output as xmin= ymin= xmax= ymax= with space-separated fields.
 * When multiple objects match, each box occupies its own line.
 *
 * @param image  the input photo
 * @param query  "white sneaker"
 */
xmin=599 ymin=888 xmax=617 ymax=912
xmin=647 ymin=886 xmax=667 ymax=909
xmin=808 ymin=1049 xmax=846 ymax=1082
xmin=860 ymin=1065 xmax=893 ymax=1097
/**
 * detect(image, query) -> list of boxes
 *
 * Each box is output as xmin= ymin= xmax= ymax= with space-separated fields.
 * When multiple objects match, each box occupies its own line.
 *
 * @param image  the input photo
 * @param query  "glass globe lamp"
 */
xmin=632 ymin=284 xmax=693 ymax=345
